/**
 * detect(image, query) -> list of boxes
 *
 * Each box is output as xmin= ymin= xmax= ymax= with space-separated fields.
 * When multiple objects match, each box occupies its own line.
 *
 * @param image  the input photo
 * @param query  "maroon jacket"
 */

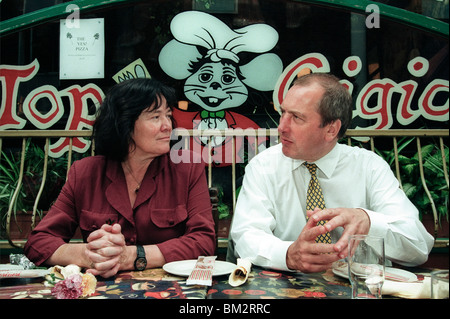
xmin=24 ymin=151 xmax=216 ymax=266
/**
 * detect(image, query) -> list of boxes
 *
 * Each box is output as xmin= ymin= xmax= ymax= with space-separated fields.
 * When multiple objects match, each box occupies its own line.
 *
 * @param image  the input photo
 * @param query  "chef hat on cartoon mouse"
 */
xmin=158 ymin=11 xmax=283 ymax=91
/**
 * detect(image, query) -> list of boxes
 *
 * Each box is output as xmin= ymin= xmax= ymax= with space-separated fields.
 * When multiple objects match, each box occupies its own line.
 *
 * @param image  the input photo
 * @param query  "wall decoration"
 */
xmin=112 ymin=58 xmax=151 ymax=83
xmin=159 ymin=11 xmax=283 ymax=166
xmin=59 ymin=18 xmax=105 ymax=80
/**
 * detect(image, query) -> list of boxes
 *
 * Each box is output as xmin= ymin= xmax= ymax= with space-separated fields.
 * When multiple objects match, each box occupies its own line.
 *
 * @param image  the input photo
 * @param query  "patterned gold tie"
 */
xmin=304 ymin=162 xmax=332 ymax=244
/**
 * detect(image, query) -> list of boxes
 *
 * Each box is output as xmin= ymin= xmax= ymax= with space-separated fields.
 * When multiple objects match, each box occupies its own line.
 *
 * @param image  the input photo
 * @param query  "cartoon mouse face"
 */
xmin=185 ymin=60 xmax=248 ymax=112
xmin=159 ymin=11 xmax=282 ymax=112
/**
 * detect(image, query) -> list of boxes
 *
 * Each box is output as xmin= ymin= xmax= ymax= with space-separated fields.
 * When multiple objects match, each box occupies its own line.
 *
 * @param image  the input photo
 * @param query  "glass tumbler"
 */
xmin=348 ymin=235 xmax=385 ymax=299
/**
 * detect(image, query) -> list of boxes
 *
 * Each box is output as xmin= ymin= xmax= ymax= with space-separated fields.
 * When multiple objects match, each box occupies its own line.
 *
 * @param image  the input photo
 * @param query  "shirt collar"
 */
xmin=289 ymin=143 xmax=341 ymax=179
xmin=314 ymin=143 xmax=340 ymax=178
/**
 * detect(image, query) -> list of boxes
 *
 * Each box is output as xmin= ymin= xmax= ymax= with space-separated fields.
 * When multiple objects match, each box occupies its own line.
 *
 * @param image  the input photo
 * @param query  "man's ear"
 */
xmin=325 ymin=119 xmax=341 ymax=141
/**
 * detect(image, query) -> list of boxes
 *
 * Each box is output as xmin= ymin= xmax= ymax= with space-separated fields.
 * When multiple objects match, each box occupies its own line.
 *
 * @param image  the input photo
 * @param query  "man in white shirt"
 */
xmin=229 ymin=73 xmax=434 ymax=272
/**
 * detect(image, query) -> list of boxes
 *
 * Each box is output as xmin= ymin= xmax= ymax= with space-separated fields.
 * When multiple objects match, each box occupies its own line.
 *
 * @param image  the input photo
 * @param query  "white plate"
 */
xmin=332 ymin=261 xmax=418 ymax=282
xmin=163 ymin=260 xmax=236 ymax=277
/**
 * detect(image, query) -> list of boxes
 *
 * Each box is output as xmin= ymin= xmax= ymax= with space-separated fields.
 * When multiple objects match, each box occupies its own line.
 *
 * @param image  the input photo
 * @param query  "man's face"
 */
xmin=278 ymin=83 xmax=333 ymax=162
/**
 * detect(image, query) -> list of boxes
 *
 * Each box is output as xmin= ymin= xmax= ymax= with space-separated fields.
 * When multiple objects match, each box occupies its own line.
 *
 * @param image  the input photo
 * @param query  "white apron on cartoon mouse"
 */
xmin=159 ymin=11 xmax=282 ymax=166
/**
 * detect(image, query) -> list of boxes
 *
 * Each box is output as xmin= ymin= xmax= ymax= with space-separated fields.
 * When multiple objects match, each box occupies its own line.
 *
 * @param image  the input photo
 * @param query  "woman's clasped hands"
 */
xmin=85 ymin=223 xmax=127 ymax=278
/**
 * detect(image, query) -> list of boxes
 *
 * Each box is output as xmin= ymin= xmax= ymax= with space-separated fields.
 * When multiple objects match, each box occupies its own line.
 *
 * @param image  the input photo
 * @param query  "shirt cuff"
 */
xmin=265 ymin=240 xmax=293 ymax=271
xmin=363 ymin=209 xmax=387 ymax=238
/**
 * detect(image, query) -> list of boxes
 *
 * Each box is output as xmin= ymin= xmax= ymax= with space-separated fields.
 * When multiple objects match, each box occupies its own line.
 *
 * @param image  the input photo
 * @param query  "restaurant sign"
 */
xmin=0 ymin=54 xmax=448 ymax=158
xmin=273 ymin=53 xmax=449 ymax=129
xmin=0 ymin=59 xmax=103 ymax=157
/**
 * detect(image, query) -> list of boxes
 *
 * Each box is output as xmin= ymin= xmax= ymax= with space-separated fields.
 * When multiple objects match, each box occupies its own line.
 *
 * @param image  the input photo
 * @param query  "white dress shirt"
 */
xmin=230 ymin=143 xmax=434 ymax=271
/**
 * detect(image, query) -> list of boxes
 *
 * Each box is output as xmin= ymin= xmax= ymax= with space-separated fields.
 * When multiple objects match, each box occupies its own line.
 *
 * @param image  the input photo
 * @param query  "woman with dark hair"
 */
xmin=25 ymin=79 xmax=216 ymax=278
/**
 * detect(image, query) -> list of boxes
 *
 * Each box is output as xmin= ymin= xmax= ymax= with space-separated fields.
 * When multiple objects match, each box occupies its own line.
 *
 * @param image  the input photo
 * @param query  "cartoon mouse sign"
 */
xmin=159 ymin=11 xmax=282 ymax=166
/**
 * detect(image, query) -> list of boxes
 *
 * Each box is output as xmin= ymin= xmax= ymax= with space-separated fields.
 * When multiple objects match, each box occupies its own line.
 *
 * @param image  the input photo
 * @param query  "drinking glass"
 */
xmin=348 ymin=235 xmax=385 ymax=299
xmin=431 ymin=270 xmax=449 ymax=299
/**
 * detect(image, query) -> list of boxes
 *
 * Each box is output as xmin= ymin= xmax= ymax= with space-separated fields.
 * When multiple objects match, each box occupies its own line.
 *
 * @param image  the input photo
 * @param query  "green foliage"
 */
xmin=377 ymin=137 xmax=449 ymax=223
xmin=0 ymin=147 xmax=27 ymax=220
xmin=217 ymin=186 xmax=231 ymax=219
xmin=0 ymin=140 xmax=68 ymax=236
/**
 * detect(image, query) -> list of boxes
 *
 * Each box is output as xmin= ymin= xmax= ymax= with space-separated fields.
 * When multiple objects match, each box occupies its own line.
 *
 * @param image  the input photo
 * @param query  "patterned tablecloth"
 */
xmin=0 ymin=268 xmax=207 ymax=299
xmin=208 ymin=266 xmax=352 ymax=299
xmin=1 ymin=264 xmax=432 ymax=300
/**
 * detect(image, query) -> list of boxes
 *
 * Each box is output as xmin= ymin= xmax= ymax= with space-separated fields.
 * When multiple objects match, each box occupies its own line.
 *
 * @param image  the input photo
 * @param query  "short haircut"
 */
xmin=293 ymin=73 xmax=353 ymax=138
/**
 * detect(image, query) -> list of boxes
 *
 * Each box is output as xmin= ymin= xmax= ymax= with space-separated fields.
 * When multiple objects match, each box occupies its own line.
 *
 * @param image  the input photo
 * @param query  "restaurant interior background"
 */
xmin=0 ymin=0 xmax=449 ymax=266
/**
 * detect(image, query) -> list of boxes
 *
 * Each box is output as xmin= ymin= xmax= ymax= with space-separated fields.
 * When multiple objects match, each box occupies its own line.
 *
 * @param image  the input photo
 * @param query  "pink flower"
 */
xmin=51 ymin=274 xmax=83 ymax=299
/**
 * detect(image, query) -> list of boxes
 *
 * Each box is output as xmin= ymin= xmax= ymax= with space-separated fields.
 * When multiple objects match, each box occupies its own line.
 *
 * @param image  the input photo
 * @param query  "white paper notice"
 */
xmin=59 ymin=18 xmax=104 ymax=79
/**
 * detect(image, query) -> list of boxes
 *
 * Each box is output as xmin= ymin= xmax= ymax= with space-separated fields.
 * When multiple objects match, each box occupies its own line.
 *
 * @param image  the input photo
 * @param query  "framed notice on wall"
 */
xmin=59 ymin=18 xmax=104 ymax=79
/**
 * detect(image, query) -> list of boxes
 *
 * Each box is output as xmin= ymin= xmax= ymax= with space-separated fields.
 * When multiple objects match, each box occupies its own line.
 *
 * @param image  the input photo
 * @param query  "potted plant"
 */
xmin=0 ymin=140 xmax=67 ymax=241
xmin=377 ymin=136 xmax=449 ymax=238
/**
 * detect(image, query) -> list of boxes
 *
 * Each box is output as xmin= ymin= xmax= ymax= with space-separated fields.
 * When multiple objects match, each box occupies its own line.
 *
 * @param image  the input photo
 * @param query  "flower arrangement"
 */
xmin=44 ymin=264 xmax=97 ymax=299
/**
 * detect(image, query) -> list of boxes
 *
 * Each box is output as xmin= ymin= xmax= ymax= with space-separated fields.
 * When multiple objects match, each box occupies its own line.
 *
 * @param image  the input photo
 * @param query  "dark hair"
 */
xmin=293 ymin=73 xmax=353 ymax=138
xmin=93 ymin=78 xmax=177 ymax=161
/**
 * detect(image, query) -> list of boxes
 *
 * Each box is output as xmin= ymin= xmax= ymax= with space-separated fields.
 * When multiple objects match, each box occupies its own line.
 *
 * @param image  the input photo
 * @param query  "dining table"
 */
xmin=1 ymin=258 xmax=447 ymax=318
xmin=0 ymin=267 xmax=209 ymax=300
xmin=0 ymin=259 xmax=440 ymax=301
xmin=208 ymin=265 xmax=351 ymax=299
xmin=0 ymin=266 xmax=352 ymax=300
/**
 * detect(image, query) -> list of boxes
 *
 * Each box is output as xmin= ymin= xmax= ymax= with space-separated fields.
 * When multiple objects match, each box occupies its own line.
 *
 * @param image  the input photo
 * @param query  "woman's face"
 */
xmin=130 ymin=98 xmax=173 ymax=160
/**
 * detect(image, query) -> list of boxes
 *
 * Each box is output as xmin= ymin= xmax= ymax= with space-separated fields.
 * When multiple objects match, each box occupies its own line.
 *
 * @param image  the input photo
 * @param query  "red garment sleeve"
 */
xmin=24 ymin=161 xmax=81 ymax=266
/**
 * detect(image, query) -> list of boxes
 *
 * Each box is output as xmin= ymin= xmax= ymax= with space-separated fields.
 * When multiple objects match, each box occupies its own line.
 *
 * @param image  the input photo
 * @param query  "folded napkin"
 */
xmin=186 ymin=256 xmax=217 ymax=286
xmin=229 ymin=258 xmax=252 ymax=287
xmin=0 ymin=268 xmax=49 ymax=278
xmin=431 ymin=277 xmax=450 ymax=299
xmin=0 ymin=264 xmax=49 ymax=278
xmin=382 ymin=277 xmax=432 ymax=299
